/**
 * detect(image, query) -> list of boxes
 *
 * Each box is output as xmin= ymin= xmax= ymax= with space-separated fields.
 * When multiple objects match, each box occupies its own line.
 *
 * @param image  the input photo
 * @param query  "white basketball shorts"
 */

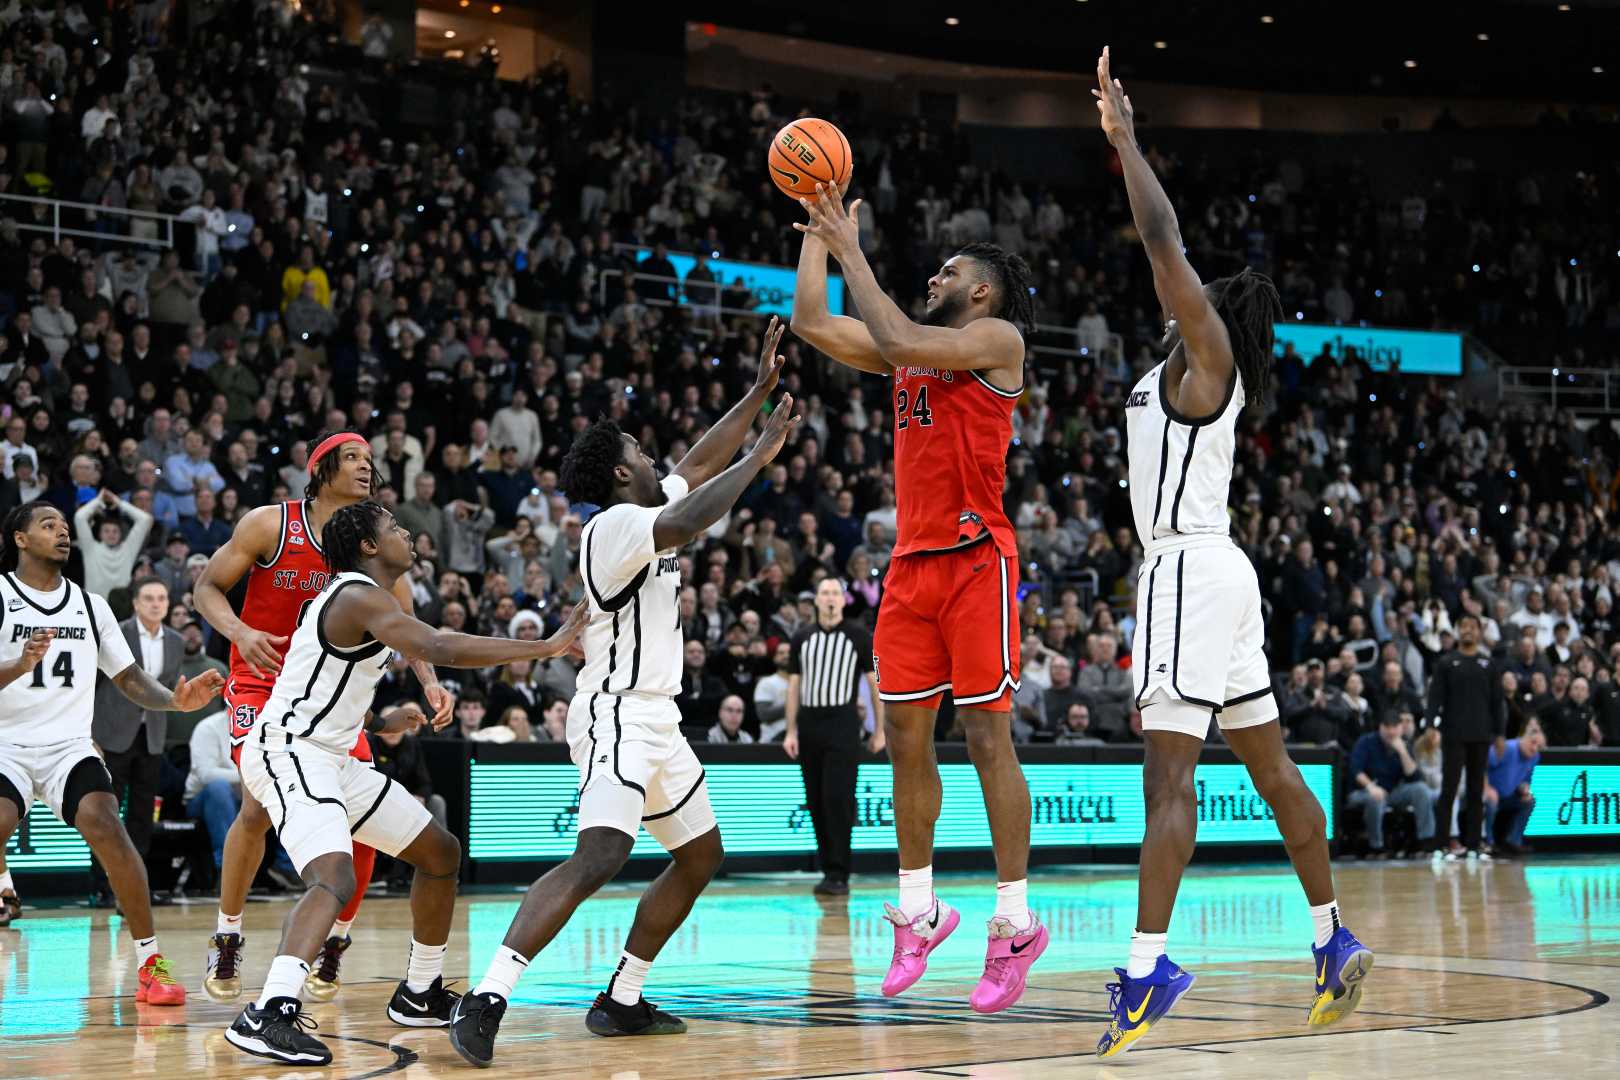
xmin=0 ymin=737 xmax=109 ymax=823
xmin=568 ymin=691 xmax=715 ymax=851
xmin=240 ymin=738 xmax=432 ymax=873
xmin=1132 ymin=537 xmax=1278 ymax=739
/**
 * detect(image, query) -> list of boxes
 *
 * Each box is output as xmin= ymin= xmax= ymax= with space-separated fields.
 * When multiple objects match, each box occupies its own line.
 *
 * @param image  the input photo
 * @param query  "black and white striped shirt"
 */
xmin=790 ymin=619 xmax=872 ymax=710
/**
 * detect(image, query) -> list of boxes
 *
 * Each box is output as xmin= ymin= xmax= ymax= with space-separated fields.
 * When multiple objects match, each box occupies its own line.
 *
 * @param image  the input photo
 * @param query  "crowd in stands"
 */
xmin=1 ymin=0 xmax=1618 ymax=876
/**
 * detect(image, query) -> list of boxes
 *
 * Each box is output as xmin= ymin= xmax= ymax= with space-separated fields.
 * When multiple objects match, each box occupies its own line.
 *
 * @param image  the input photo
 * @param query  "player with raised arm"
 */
xmin=191 ymin=430 xmax=453 ymax=1002
xmin=448 ymin=323 xmax=799 ymax=1068
xmin=0 ymin=502 xmax=224 ymax=1005
xmin=1092 ymin=47 xmax=1372 ymax=1057
xmin=225 ymin=501 xmax=587 ymax=1066
xmin=792 ymin=183 xmax=1045 ymax=1011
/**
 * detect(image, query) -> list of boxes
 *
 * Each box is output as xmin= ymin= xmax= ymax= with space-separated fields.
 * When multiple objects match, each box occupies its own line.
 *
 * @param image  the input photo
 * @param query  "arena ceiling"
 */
xmin=676 ymin=0 xmax=1618 ymax=105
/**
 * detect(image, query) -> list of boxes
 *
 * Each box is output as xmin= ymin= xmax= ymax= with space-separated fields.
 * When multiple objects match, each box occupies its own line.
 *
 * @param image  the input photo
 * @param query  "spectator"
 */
xmin=708 ymin=694 xmax=755 ymax=744
xmin=1075 ymin=633 xmax=1132 ymax=740
xmin=180 ymin=487 xmax=231 ymax=556
xmin=1055 ymin=703 xmax=1106 ymax=746
xmin=1546 ymin=675 xmax=1602 ymax=747
xmin=754 ymin=640 xmax=794 ymax=740
xmin=1485 ymin=717 xmax=1546 ymax=856
xmin=677 ymin=640 xmax=728 ymax=726
xmin=164 ymin=429 xmax=225 ymax=517
xmin=490 ymin=387 xmax=542 ymax=469
xmin=73 ymin=488 xmax=154 ymax=597
xmin=1346 ymin=712 xmax=1437 ymax=857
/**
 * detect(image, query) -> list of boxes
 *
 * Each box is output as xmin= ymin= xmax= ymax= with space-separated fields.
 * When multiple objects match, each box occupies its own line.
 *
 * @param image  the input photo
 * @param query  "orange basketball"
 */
xmin=767 ymin=117 xmax=853 ymax=201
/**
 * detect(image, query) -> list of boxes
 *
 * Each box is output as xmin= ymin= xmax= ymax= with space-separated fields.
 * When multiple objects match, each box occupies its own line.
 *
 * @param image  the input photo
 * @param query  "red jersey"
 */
xmin=229 ymin=500 xmax=332 ymax=699
xmin=891 ymin=365 xmax=1021 ymax=558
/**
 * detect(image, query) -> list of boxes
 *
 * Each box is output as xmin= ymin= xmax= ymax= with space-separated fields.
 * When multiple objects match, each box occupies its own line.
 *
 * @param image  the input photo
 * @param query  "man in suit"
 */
xmin=92 ymin=576 xmax=182 ymax=903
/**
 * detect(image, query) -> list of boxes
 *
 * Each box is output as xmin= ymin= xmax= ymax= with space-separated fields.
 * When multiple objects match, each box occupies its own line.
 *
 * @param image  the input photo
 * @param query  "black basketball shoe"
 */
xmin=387 ymin=975 xmax=461 ymax=1027
xmin=585 ymin=992 xmax=689 ymax=1036
xmin=448 ymin=991 xmax=508 ymax=1068
xmin=224 ymin=996 xmax=331 ymax=1065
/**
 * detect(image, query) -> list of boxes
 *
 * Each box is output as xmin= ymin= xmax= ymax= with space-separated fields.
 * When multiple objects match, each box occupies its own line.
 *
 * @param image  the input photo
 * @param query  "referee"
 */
xmin=784 ymin=576 xmax=885 ymax=896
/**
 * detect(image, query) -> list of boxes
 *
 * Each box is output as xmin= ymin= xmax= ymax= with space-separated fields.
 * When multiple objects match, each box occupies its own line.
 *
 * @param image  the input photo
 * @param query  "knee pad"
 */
xmin=62 ymin=758 xmax=114 ymax=829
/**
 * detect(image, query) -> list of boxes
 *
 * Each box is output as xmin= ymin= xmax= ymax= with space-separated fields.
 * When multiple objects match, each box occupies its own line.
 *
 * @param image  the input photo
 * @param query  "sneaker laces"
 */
xmin=473 ymin=995 xmax=506 ymax=1039
xmin=145 ymin=956 xmax=180 ymax=985
xmin=271 ymin=1002 xmax=320 ymax=1037
xmin=981 ymin=954 xmax=1010 ymax=985
xmin=313 ymin=936 xmax=350 ymax=982
xmin=212 ymin=935 xmax=241 ymax=981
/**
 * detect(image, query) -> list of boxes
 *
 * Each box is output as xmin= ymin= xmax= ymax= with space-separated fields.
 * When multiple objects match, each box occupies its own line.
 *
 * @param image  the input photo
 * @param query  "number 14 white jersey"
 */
xmin=0 ymin=573 xmax=133 ymax=747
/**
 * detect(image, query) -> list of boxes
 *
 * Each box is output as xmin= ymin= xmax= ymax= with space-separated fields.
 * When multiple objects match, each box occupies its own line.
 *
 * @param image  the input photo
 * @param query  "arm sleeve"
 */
xmin=91 ymin=593 xmax=136 ymax=676
xmin=854 ymin=627 xmax=873 ymax=672
xmin=786 ymin=631 xmax=804 ymax=675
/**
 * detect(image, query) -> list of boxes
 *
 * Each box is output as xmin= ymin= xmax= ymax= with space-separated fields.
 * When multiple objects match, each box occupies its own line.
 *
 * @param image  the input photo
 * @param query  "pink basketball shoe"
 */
xmin=969 ymin=914 xmax=1048 ymax=1013
xmin=880 ymin=898 xmax=960 ymax=997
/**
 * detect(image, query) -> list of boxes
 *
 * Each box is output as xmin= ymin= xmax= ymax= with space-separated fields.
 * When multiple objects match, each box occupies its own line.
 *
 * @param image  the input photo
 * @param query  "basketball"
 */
xmin=767 ymin=117 xmax=853 ymax=200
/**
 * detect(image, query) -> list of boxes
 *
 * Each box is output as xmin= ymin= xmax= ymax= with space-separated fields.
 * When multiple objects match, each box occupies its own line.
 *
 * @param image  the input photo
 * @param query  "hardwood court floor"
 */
xmin=2 ymin=856 xmax=1617 ymax=1079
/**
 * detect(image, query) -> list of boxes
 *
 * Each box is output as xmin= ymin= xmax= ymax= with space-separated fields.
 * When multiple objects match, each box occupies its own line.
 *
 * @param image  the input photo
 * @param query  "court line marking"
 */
xmin=57 ymin=1025 xmax=416 ymax=1080
xmin=760 ymin=966 xmax=1611 ymax=1079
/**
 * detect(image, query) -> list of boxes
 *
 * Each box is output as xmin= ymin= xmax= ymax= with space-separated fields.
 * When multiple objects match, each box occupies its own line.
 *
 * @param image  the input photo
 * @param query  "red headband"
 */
xmin=308 ymin=432 xmax=368 ymax=476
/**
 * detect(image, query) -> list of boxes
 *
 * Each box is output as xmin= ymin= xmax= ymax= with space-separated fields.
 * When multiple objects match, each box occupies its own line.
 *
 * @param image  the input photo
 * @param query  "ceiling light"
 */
xmin=444 ymin=29 xmax=455 ymax=38
xmin=1404 ymin=59 xmax=1418 ymax=68
xmin=491 ymin=3 xmax=502 ymax=11
xmin=1596 ymin=65 xmax=1606 ymax=73
xmin=1260 ymin=14 xmax=1274 ymax=23
xmin=944 ymin=16 xmax=959 ymax=25
xmin=1476 ymin=32 xmax=1488 ymax=40
xmin=1153 ymin=40 xmax=1167 ymax=49
xmin=1557 ymin=3 xmax=1571 ymax=10
xmin=459 ymin=0 xmax=468 ymax=5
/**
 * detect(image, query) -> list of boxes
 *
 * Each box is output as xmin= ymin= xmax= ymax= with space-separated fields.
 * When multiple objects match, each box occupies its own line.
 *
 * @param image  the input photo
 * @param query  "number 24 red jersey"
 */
xmin=890 ymin=365 xmax=1021 ymax=559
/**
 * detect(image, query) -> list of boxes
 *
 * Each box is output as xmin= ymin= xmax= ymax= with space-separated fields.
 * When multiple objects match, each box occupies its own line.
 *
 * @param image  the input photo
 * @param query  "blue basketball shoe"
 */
xmin=1308 ymin=926 xmax=1374 ymax=1026
xmin=1096 ymin=954 xmax=1197 ymax=1058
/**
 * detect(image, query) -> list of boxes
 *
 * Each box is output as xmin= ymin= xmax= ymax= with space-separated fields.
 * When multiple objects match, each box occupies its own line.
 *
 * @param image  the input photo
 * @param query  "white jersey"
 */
xmin=255 ymin=571 xmax=393 ymax=756
xmin=1125 ymin=361 xmax=1244 ymax=554
xmin=0 ymin=572 xmax=133 ymax=746
xmin=577 ymin=474 xmax=689 ymax=702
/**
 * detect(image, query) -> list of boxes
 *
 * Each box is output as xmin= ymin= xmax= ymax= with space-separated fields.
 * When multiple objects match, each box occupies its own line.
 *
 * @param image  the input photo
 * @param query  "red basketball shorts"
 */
xmin=227 ymin=680 xmax=371 ymax=768
xmin=873 ymin=542 xmax=1021 ymax=712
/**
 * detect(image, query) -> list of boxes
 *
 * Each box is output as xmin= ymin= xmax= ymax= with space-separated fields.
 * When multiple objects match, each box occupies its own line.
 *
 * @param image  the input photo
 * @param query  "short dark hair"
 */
xmin=559 ymin=419 xmax=626 ymax=507
xmin=1 ymin=501 xmax=54 ymax=572
xmin=131 ymin=575 xmax=167 ymax=600
xmin=954 ymin=242 xmax=1035 ymax=334
xmin=305 ymin=430 xmax=380 ymax=500
xmin=321 ymin=500 xmax=390 ymax=574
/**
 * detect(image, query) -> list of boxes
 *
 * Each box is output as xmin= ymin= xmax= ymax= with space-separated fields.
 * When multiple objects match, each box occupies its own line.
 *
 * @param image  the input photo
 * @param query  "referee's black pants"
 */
xmin=799 ymin=708 xmax=862 ymax=882
xmin=1438 ymin=738 xmax=1490 ymax=851
xmin=92 ymin=741 xmax=160 ymax=889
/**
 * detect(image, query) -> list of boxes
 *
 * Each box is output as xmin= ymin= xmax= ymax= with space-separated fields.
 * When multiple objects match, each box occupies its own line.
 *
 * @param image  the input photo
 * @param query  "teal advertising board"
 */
xmin=632 ymin=250 xmax=845 ymax=317
xmin=1524 ymin=764 xmax=1620 ymax=837
xmin=5 ymin=804 xmax=91 ymax=870
xmin=1273 ymin=322 xmax=1463 ymax=376
xmin=469 ymin=762 xmax=1337 ymax=862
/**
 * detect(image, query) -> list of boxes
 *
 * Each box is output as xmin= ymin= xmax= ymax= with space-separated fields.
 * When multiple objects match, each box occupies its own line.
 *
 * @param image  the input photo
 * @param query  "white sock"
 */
xmin=1309 ymin=900 xmax=1341 ymax=949
xmin=330 ymin=917 xmax=354 ymax=940
xmin=406 ymin=938 xmax=447 ymax=993
xmin=0 ymin=869 xmax=14 ymax=894
xmin=474 ymin=945 xmax=529 ymax=1000
xmin=134 ymin=935 xmax=160 ymax=967
xmin=217 ymin=910 xmax=243 ymax=936
xmin=607 ymin=950 xmax=652 ymax=1006
xmin=255 ymin=954 xmax=310 ymax=1007
xmin=898 ymin=865 xmax=934 ymax=920
xmin=1126 ymin=930 xmax=1167 ymax=979
xmin=995 ymin=879 xmax=1032 ymax=931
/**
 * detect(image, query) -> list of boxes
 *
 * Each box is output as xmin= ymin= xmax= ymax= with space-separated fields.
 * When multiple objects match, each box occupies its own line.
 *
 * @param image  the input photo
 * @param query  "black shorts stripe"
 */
xmin=1223 ymin=686 xmax=1273 ymax=709
xmin=580 ymin=693 xmax=600 ymax=799
xmin=350 ymin=775 xmax=395 ymax=836
xmin=260 ymin=749 xmax=291 ymax=833
xmin=288 ymin=749 xmax=346 ymax=810
xmin=1169 ymin=426 xmax=1199 ymax=531
xmin=602 ymin=609 xmax=619 ymax=692
xmin=642 ymin=770 xmax=707 ymax=822
xmin=1135 ymin=554 xmax=1164 ymax=707
xmin=610 ymin=695 xmax=645 ymax=796
xmin=1169 ymin=551 xmax=1221 ymax=710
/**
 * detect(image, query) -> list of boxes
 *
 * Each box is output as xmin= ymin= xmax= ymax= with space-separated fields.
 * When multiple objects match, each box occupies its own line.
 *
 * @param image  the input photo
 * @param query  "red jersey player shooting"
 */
xmin=792 ymin=182 xmax=1047 ymax=1012
xmin=191 ymin=431 xmax=453 ymax=1003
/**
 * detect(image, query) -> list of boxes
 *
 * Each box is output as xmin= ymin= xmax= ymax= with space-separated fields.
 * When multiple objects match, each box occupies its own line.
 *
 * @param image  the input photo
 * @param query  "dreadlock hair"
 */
xmin=1206 ymin=267 xmax=1283 ymax=408
xmin=954 ymin=242 xmax=1037 ymax=335
xmin=1 ymin=501 xmax=54 ymax=573
xmin=305 ymin=430 xmax=381 ymax=501
xmin=559 ymin=418 xmax=626 ymax=508
xmin=321 ymin=500 xmax=390 ymax=575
